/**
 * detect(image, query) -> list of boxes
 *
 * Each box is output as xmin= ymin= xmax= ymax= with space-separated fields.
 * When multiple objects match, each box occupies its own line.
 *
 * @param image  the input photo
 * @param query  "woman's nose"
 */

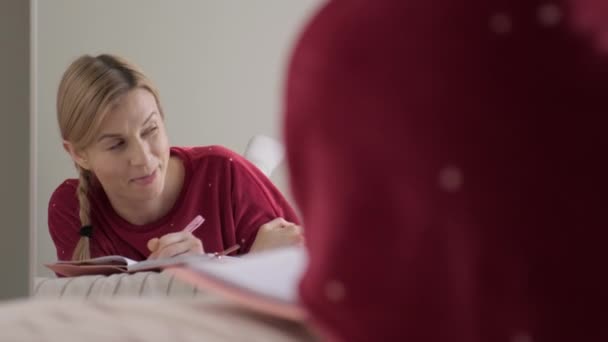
xmin=129 ymin=139 xmax=152 ymax=167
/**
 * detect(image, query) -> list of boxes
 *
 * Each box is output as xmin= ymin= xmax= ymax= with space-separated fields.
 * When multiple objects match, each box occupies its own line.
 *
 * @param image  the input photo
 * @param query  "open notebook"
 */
xmin=168 ymin=246 xmax=308 ymax=321
xmin=46 ymin=253 xmax=238 ymax=277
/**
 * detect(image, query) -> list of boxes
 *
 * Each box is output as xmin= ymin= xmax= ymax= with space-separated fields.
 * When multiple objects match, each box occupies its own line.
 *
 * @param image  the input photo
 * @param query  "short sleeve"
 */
xmin=48 ymin=180 xmax=81 ymax=261
xmin=229 ymin=153 xmax=300 ymax=253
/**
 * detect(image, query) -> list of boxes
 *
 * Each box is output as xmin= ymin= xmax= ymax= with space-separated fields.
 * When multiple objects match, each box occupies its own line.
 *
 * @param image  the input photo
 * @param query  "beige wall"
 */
xmin=35 ymin=0 xmax=322 ymax=276
xmin=0 ymin=0 xmax=32 ymax=298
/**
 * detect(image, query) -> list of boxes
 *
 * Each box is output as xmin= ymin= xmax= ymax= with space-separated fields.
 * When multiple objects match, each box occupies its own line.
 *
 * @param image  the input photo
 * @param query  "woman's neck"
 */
xmin=111 ymin=156 xmax=185 ymax=226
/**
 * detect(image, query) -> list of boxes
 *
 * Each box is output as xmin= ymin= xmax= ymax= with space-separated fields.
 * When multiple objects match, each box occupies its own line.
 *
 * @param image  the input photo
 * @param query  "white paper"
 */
xmin=185 ymin=246 xmax=308 ymax=304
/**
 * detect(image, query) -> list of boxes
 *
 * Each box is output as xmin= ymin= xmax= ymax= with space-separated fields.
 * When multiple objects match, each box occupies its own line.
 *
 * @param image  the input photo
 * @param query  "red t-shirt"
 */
xmin=48 ymin=145 xmax=298 ymax=262
xmin=286 ymin=1 xmax=608 ymax=341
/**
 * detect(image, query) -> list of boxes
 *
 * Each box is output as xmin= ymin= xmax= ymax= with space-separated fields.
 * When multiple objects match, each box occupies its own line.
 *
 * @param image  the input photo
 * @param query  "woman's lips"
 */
xmin=131 ymin=168 xmax=158 ymax=185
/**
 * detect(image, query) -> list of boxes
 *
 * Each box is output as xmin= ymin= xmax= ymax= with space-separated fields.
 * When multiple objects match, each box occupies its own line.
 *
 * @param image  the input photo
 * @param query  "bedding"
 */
xmin=0 ymin=296 xmax=315 ymax=341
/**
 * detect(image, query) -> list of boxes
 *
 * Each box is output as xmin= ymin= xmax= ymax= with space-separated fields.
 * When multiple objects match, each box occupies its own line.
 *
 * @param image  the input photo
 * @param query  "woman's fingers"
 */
xmin=147 ymin=237 xmax=160 ymax=252
xmin=152 ymin=238 xmax=203 ymax=259
xmin=147 ymin=231 xmax=204 ymax=260
xmin=250 ymin=218 xmax=305 ymax=253
xmin=261 ymin=217 xmax=294 ymax=230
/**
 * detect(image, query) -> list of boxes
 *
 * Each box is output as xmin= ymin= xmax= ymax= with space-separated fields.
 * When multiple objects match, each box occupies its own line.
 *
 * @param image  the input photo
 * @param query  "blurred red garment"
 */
xmin=285 ymin=1 xmax=608 ymax=341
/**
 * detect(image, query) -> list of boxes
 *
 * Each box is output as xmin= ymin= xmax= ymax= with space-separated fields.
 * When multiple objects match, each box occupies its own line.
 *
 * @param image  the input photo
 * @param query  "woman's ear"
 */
xmin=63 ymin=140 xmax=91 ymax=170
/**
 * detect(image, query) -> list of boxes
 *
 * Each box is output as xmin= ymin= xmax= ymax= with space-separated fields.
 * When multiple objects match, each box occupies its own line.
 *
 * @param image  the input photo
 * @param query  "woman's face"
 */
xmin=78 ymin=88 xmax=170 ymax=204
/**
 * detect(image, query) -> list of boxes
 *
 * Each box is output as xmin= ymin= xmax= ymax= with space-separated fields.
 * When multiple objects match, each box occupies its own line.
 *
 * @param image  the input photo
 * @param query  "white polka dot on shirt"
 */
xmin=439 ymin=165 xmax=463 ymax=192
xmin=489 ymin=12 xmax=512 ymax=34
xmin=538 ymin=3 xmax=561 ymax=27
xmin=511 ymin=332 xmax=533 ymax=342
xmin=324 ymin=279 xmax=346 ymax=302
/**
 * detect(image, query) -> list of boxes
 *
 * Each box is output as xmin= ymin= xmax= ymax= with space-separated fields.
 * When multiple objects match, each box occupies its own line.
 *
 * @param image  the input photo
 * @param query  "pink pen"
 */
xmin=183 ymin=215 xmax=205 ymax=233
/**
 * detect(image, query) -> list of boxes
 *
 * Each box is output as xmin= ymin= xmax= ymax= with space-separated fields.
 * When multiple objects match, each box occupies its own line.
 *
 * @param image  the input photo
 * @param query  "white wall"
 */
xmin=35 ymin=0 xmax=322 ymax=276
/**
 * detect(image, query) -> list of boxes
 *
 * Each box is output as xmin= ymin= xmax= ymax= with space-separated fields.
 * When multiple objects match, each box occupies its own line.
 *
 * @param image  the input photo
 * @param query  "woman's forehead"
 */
xmin=98 ymin=89 xmax=159 ymax=131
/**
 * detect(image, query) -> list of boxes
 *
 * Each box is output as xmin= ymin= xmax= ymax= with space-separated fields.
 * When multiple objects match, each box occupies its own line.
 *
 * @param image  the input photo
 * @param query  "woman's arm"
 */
xmin=229 ymin=152 xmax=301 ymax=254
xmin=249 ymin=217 xmax=303 ymax=253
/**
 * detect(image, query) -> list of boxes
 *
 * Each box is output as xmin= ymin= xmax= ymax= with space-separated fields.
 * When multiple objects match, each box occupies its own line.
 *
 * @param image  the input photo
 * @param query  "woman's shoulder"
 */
xmin=48 ymin=179 xmax=81 ymax=218
xmin=49 ymin=179 xmax=79 ymax=205
xmin=48 ymin=179 xmax=81 ymax=258
xmin=172 ymin=145 xmax=245 ymax=165
xmin=48 ymin=179 xmax=80 ymax=230
xmin=172 ymin=145 xmax=264 ymax=184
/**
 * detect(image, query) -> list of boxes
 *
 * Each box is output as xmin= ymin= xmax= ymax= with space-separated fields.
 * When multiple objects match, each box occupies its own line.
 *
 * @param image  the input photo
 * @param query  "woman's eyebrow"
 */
xmin=141 ymin=111 xmax=157 ymax=126
xmin=97 ymin=111 xmax=158 ymax=142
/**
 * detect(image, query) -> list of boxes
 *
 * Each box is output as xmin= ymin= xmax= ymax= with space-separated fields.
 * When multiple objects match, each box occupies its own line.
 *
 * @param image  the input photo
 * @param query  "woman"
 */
xmin=49 ymin=54 xmax=302 ymax=262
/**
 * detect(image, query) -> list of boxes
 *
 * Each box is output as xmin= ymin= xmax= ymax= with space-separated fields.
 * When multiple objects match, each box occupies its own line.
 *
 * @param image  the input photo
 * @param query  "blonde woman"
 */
xmin=49 ymin=54 xmax=302 ymax=263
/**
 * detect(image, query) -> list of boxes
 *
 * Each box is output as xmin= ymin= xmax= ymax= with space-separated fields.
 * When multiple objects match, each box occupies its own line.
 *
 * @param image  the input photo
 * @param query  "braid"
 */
xmin=71 ymin=168 xmax=92 ymax=261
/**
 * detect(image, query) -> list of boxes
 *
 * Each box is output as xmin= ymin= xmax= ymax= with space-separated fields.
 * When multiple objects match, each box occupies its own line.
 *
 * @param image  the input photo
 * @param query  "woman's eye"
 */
xmin=109 ymin=141 xmax=124 ymax=150
xmin=143 ymin=126 xmax=158 ymax=136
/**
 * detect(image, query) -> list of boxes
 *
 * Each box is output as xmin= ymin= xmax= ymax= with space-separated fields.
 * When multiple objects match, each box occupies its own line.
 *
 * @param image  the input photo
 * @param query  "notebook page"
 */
xmin=54 ymin=255 xmax=138 ymax=266
xmin=185 ymin=246 xmax=307 ymax=305
xmin=127 ymin=253 xmax=238 ymax=272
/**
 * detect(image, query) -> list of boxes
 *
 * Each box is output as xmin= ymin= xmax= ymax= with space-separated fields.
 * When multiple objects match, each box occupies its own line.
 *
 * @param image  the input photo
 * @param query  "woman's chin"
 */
xmin=129 ymin=181 xmax=164 ymax=201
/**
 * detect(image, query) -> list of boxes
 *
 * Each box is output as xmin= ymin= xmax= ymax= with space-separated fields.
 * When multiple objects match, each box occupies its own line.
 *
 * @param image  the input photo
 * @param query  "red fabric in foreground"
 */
xmin=285 ymin=1 xmax=608 ymax=341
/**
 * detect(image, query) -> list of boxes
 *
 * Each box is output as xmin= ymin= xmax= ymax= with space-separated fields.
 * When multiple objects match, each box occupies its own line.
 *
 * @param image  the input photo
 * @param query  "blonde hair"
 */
xmin=57 ymin=54 xmax=163 ymax=261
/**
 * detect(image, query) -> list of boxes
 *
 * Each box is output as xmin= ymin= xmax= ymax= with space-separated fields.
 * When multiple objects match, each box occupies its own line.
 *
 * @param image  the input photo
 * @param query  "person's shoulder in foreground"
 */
xmin=286 ymin=0 xmax=608 ymax=341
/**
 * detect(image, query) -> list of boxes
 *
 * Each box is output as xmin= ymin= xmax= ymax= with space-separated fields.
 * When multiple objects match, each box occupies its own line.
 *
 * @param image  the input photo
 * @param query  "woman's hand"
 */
xmin=147 ymin=231 xmax=204 ymax=260
xmin=249 ymin=217 xmax=304 ymax=253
